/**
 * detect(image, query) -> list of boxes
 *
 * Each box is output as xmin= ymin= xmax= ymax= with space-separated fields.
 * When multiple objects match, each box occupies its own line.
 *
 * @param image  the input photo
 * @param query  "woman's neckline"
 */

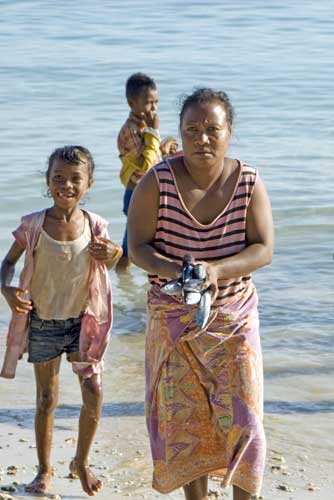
xmin=165 ymin=157 xmax=242 ymax=227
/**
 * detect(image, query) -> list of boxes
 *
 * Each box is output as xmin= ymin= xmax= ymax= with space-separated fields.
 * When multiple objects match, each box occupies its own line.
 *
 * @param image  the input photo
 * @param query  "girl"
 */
xmin=0 ymin=146 xmax=122 ymax=496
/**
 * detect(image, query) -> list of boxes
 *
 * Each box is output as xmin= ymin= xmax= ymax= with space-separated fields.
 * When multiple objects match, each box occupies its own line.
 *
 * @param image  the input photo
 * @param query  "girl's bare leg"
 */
xmin=233 ymin=485 xmax=251 ymax=500
xmin=25 ymin=357 xmax=61 ymax=494
xmin=70 ymin=370 xmax=103 ymax=496
xmin=183 ymin=475 xmax=208 ymax=500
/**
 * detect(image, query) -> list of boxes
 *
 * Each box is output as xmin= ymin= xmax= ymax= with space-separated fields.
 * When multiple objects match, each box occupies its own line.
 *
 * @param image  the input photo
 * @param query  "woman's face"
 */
xmin=181 ymin=102 xmax=231 ymax=168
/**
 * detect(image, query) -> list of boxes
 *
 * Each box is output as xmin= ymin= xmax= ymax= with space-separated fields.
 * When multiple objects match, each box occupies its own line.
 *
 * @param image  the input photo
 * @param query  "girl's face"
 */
xmin=181 ymin=102 xmax=231 ymax=168
xmin=48 ymin=159 xmax=92 ymax=210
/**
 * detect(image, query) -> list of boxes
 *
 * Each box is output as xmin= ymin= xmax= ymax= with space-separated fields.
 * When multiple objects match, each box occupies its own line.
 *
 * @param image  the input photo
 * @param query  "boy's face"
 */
xmin=129 ymin=88 xmax=158 ymax=118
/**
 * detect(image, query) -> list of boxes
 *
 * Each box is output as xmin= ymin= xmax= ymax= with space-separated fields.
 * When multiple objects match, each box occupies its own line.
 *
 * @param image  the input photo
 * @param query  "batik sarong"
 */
xmin=145 ymin=284 xmax=265 ymax=495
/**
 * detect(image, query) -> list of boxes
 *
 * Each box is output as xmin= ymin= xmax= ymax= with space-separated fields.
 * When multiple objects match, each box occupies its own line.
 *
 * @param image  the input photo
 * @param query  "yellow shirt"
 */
xmin=117 ymin=113 xmax=161 ymax=187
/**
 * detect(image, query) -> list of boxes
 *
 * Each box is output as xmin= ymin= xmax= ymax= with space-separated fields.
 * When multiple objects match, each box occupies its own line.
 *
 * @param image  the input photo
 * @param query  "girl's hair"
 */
xmin=126 ymin=72 xmax=156 ymax=100
xmin=180 ymin=88 xmax=234 ymax=132
xmin=46 ymin=145 xmax=95 ymax=184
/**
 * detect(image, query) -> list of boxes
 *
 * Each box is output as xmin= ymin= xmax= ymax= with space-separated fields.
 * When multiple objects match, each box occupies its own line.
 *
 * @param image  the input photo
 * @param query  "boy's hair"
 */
xmin=46 ymin=145 xmax=95 ymax=184
xmin=126 ymin=72 xmax=156 ymax=100
xmin=180 ymin=88 xmax=234 ymax=132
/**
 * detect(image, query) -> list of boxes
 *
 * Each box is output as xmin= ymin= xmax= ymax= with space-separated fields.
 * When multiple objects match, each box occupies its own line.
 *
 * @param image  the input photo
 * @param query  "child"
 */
xmin=116 ymin=72 xmax=178 ymax=272
xmin=0 ymin=146 xmax=122 ymax=496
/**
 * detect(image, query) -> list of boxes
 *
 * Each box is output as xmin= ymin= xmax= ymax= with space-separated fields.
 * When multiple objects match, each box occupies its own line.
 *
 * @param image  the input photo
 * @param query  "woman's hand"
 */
xmin=89 ymin=238 xmax=123 ymax=269
xmin=196 ymin=261 xmax=219 ymax=304
xmin=1 ymin=286 xmax=32 ymax=314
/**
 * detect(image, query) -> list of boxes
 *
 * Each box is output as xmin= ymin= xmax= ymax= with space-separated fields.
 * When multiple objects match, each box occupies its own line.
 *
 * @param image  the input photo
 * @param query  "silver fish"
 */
xmin=161 ymin=279 xmax=182 ymax=296
xmin=185 ymin=291 xmax=202 ymax=305
xmin=193 ymin=263 xmax=206 ymax=280
xmin=182 ymin=254 xmax=194 ymax=283
xmin=196 ymin=290 xmax=212 ymax=329
xmin=183 ymin=278 xmax=205 ymax=293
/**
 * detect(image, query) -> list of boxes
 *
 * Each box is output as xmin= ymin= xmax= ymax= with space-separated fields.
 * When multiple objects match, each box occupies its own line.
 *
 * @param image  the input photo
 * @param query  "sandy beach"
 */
xmin=1 ymin=332 xmax=333 ymax=500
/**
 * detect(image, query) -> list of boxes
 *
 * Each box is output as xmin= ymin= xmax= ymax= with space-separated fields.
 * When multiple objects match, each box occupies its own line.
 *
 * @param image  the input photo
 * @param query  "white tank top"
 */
xmin=31 ymin=217 xmax=92 ymax=320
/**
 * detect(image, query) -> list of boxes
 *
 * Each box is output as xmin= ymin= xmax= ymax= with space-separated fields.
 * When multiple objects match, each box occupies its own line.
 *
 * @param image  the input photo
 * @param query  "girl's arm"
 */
xmin=127 ymin=169 xmax=182 ymax=279
xmin=1 ymin=241 xmax=33 ymax=313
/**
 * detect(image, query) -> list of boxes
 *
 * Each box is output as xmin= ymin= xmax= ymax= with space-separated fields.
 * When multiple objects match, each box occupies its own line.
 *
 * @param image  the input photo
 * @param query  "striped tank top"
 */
xmin=148 ymin=158 xmax=258 ymax=307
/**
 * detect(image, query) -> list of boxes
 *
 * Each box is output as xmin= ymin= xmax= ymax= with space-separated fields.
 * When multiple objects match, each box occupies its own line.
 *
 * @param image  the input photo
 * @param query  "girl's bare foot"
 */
xmin=70 ymin=459 xmax=103 ymax=496
xmin=24 ymin=468 xmax=52 ymax=494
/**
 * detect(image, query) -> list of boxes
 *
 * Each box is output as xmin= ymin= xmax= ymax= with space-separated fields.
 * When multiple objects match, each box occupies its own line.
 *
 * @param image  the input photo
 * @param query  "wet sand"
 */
xmin=0 ymin=333 xmax=333 ymax=500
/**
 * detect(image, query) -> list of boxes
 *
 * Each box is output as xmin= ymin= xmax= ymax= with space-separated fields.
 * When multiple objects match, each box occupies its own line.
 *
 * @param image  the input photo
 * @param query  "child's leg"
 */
xmin=25 ymin=357 xmax=61 ymax=494
xmin=183 ymin=475 xmax=208 ymax=500
xmin=70 ymin=371 xmax=103 ymax=496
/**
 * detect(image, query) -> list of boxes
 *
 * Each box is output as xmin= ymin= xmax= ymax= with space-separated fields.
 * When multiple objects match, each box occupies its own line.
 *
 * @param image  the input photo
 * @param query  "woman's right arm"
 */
xmin=128 ymin=169 xmax=182 ymax=280
xmin=1 ymin=242 xmax=32 ymax=313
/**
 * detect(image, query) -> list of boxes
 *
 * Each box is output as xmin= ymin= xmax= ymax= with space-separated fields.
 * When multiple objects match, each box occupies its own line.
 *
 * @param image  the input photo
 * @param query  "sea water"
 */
xmin=0 ymin=0 xmax=333 ymax=429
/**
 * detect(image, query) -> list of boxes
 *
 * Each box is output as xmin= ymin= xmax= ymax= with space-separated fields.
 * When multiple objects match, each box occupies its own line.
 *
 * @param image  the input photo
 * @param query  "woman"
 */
xmin=128 ymin=88 xmax=273 ymax=500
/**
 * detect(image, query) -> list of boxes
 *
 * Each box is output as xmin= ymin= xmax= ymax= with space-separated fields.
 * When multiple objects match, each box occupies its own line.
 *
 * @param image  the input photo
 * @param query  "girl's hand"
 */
xmin=196 ymin=261 xmax=219 ymax=304
xmin=1 ymin=286 xmax=33 ymax=314
xmin=89 ymin=237 xmax=122 ymax=268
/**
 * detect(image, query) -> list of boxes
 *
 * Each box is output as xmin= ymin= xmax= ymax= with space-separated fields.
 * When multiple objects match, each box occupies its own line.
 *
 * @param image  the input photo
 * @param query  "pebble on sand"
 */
xmin=277 ymin=484 xmax=295 ymax=492
xmin=307 ymin=482 xmax=320 ymax=491
xmin=5 ymin=467 xmax=17 ymax=476
xmin=0 ymin=485 xmax=17 ymax=493
xmin=64 ymin=437 xmax=76 ymax=444
xmin=0 ymin=493 xmax=14 ymax=500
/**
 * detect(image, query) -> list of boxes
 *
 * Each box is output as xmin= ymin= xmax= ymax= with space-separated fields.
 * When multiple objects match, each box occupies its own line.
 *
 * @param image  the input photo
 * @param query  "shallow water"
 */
xmin=0 ymin=0 xmax=333 ymax=428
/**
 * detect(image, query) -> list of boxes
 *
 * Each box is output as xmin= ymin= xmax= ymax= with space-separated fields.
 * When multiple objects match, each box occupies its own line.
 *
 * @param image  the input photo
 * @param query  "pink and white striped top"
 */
xmin=149 ymin=158 xmax=258 ymax=307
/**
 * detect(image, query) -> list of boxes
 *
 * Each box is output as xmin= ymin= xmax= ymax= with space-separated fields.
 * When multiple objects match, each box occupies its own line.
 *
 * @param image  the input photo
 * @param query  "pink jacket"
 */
xmin=0 ymin=209 xmax=113 ymax=379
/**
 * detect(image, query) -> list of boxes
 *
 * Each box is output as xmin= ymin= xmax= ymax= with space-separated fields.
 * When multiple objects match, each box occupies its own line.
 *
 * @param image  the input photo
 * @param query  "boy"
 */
xmin=116 ymin=72 xmax=177 ymax=272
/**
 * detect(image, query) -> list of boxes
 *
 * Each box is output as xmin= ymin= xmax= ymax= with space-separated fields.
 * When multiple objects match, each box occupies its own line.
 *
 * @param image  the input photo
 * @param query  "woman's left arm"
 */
xmin=205 ymin=175 xmax=274 ymax=290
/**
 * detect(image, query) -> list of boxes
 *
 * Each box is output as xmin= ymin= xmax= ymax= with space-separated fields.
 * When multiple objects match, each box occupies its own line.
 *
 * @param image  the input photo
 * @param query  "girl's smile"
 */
xmin=48 ymin=159 xmax=92 ymax=210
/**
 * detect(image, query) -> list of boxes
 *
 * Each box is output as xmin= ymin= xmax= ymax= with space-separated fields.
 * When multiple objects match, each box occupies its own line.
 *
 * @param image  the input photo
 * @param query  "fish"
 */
xmin=185 ymin=291 xmax=202 ymax=305
xmin=196 ymin=289 xmax=212 ymax=329
xmin=160 ymin=279 xmax=183 ymax=296
xmin=183 ymin=278 xmax=206 ymax=292
xmin=193 ymin=263 xmax=206 ymax=280
xmin=160 ymin=254 xmax=212 ymax=328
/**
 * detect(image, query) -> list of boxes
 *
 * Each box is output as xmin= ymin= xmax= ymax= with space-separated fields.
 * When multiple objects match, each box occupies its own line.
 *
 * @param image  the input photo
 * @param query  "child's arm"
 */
xmin=120 ymin=131 xmax=161 ymax=186
xmin=89 ymin=238 xmax=123 ymax=270
xmin=1 ymin=242 xmax=33 ymax=314
xmin=160 ymin=136 xmax=179 ymax=157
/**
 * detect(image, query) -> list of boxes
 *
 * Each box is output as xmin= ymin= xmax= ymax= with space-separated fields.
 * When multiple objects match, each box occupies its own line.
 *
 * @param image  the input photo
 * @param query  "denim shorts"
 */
xmin=28 ymin=309 xmax=82 ymax=363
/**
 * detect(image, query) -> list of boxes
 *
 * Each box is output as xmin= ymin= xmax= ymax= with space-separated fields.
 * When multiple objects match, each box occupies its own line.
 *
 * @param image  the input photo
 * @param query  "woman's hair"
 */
xmin=46 ymin=145 xmax=95 ymax=184
xmin=180 ymin=88 xmax=234 ymax=132
xmin=126 ymin=72 xmax=156 ymax=100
